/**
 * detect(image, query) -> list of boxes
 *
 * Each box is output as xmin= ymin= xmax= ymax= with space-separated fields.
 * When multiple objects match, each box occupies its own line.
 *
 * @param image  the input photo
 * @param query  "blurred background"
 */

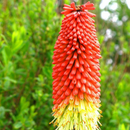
xmin=0 ymin=0 xmax=130 ymax=130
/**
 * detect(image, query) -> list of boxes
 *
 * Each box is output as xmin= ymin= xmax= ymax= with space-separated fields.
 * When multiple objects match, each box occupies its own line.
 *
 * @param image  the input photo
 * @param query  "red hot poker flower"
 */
xmin=51 ymin=2 xmax=102 ymax=130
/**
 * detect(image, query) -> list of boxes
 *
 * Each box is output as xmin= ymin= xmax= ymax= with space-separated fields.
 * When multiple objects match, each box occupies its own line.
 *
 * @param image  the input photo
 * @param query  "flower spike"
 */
xmin=51 ymin=2 xmax=102 ymax=130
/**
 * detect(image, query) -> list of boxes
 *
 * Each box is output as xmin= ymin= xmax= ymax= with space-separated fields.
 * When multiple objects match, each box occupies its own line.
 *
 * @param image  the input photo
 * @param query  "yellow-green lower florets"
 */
xmin=51 ymin=100 xmax=102 ymax=130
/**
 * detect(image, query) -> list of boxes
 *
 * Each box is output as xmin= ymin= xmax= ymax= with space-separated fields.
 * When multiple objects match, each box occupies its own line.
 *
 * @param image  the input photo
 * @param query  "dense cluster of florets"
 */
xmin=52 ymin=2 xmax=102 ymax=130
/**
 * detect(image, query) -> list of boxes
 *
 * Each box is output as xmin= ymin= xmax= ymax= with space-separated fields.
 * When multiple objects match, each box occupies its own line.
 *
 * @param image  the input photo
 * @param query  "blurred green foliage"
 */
xmin=0 ymin=0 xmax=130 ymax=130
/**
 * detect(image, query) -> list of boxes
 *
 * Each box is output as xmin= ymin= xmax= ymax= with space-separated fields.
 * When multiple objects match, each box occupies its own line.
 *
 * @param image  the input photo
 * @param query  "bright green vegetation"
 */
xmin=0 ymin=0 xmax=130 ymax=130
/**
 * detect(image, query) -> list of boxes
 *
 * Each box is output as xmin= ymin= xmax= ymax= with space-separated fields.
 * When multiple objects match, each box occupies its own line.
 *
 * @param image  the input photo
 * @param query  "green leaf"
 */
xmin=4 ymin=77 xmax=17 ymax=84
xmin=99 ymin=35 xmax=104 ymax=44
xmin=13 ymin=122 xmax=22 ymax=129
xmin=0 ymin=107 xmax=5 ymax=119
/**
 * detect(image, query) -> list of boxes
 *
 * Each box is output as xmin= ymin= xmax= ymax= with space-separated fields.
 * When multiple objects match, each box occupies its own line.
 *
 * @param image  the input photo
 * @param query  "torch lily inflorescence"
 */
xmin=51 ymin=2 xmax=102 ymax=130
